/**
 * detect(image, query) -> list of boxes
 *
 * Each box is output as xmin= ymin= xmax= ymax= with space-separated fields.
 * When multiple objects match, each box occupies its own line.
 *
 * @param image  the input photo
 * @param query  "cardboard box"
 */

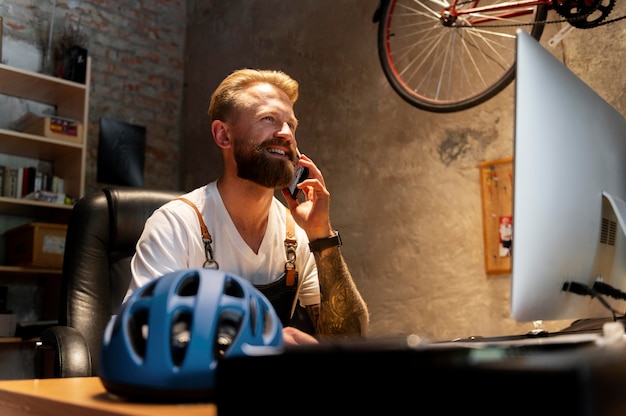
xmin=4 ymin=222 xmax=67 ymax=269
xmin=0 ymin=313 xmax=17 ymax=337
xmin=22 ymin=115 xmax=83 ymax=144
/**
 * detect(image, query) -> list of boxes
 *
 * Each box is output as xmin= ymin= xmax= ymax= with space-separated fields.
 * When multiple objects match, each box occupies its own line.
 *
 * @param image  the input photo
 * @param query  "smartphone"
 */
xmin=288 ymin=162 xmax=309 ymax=200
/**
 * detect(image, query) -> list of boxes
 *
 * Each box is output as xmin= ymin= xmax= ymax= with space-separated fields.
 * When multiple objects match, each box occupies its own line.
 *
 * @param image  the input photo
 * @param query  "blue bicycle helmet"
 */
xmin=99 ymin=268 xmax=284 ymax=401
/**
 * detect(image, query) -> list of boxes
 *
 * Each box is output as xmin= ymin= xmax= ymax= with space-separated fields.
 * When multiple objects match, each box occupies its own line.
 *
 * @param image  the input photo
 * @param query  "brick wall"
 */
xmin=0 ymin=0 xmax=185 ymax=193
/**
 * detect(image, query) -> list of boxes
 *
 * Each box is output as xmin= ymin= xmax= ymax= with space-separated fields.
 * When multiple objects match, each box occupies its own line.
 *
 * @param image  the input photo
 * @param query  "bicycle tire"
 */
xmin=377 ymin=0 xmax=549 ymax=113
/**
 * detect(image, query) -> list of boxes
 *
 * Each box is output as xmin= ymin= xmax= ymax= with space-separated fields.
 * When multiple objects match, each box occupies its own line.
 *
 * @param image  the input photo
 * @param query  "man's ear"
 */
xmin=212 ymin=120 xmax=231 ymax=149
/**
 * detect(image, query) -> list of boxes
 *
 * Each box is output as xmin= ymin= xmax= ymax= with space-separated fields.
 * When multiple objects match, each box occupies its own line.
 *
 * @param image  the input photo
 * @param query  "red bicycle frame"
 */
xmin=443 ymin=0 xmax=552 ymax=24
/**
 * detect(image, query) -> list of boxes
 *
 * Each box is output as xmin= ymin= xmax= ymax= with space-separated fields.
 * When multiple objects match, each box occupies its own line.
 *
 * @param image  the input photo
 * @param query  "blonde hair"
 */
xmin=208 ymin=69 xmax=299 ymax=122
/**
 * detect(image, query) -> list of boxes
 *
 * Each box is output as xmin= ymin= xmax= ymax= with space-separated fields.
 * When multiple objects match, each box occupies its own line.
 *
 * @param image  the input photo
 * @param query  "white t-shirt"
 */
xmin=128 ymin=181 xmax=320 ymax=315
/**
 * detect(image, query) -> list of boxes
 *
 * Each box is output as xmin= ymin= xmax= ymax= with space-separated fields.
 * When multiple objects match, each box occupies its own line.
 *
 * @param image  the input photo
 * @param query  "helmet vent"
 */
xmin=214 ymin=310 xmax=242 ymax=359
xmin=262 ymin=306 xmax=273 ymax=337
xmin=139 ymin=280 xmax=157 ymax=298
xmin=176 ymin=272 xmax=200 ymax=296
xmin=127 ymin=308 xmax=149 ymax=359
xmin=171 ymin=311 xmax=192 ymax=366
xmin=223 ymin=276 xmax=245 ymax=298
xmin=249 ymin=297 xmax=257 ymax=336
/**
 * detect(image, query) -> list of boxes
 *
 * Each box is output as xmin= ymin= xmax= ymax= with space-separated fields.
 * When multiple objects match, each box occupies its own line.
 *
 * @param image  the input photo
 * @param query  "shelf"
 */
xmin=0 ymin=337 xmax=22 ymax=344
xmin=0 ymin=128 xmax=85 ymax=199
xmin=0 ymin=63 xmax=87 ymax=121
xmin=0 ymin=128 xmax=83 ymax=160
xmin=0 ymin=197 xmax=72 ymax=222
xmin=0 ymin=266 xmax=62 ymax=276
xmin=0 ymin=59 xmax=88 ymax=371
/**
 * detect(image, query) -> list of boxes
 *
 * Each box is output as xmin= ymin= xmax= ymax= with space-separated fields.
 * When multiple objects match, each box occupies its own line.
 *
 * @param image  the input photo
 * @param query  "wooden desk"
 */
xmin=0 ymin=377 xmax=217 ymax=416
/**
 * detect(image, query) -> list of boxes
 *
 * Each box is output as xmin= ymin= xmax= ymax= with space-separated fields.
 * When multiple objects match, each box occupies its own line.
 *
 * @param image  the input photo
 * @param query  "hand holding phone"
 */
xmin=288 ymin=163 xmax=309 ymax=200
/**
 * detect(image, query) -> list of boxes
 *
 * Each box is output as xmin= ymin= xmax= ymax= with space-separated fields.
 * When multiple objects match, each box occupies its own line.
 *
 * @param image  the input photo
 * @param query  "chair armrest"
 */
xmin=36 ymin=326 xmax=92 ymax=378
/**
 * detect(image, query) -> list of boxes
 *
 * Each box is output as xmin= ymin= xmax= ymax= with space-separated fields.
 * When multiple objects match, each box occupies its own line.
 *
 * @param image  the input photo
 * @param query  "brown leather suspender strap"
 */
xmin=176 ymin=197 xmax=219 ymax=269
xmin=284 ymin=206 xmax=297 ymax=286
xmin=176 ymin=197 xmax=297 ymax=282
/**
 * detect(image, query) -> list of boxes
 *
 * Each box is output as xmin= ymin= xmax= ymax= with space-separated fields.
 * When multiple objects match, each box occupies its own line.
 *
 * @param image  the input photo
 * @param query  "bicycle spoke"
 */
xmin=463 ymin=28 xmax=516 ymax=70
xmin=413 ymin=0 xmax=451 ymax=19
xmin=467 ymin=27 xmax=517 ymax=39
xmin=441 ymin=34 xmax=459 ymax=100
xmin=424 ymin=0 xmax=452 ymax=10
xmin=459 ymin=33 xmax=492 ymax=88
xmin=414 ymin=28 xmax=455 ymax=89
xmin=377 ymin=0 xmax=548 ymax=111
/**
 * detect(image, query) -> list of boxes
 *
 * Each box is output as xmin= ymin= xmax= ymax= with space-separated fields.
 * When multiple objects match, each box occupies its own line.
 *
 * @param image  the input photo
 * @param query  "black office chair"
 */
xmin=36 ymin=187 xmax=181 ymax=378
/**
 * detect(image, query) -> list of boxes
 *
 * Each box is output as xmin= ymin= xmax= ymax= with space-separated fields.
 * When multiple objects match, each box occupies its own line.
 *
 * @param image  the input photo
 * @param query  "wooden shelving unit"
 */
xmin=0 ymin=60 xmax=90 ymax=201
xmin=0 ymin=61 xmax=90 ymax=346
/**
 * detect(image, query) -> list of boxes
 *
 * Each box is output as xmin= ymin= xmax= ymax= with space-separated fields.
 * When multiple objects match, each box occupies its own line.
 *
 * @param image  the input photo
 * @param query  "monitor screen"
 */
xmin=97 ymin=118 xmax=146 ymax=187
xmin=510 ymin=30 xmax=626 ymax=323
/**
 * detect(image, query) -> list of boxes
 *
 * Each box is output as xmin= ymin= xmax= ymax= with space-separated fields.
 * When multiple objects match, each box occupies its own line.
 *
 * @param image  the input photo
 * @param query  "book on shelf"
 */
xmin=0 ymin=165 xmax=65 ymax=200
xmin=19 ymin=166 xmax=36 ymax=198
xmin=35 ymin=170 xmax=43 ymax=193
xmin=15 ymin=167 xmax=23 ymax=198
xmin=26 ymin=166 xmax=36 ymax=197
xmin=2 ymin=167 xmax=18 ymax=198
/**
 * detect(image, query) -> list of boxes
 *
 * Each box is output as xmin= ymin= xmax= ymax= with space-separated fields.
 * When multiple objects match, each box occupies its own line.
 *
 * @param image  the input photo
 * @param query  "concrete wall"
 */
xmin=183 ymin=0 xmax=626 ymax=341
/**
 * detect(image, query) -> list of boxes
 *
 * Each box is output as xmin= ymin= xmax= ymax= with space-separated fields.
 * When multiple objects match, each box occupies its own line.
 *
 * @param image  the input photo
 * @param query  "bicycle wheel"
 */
xmin=377 ymin=0 xmax=549 ymax=112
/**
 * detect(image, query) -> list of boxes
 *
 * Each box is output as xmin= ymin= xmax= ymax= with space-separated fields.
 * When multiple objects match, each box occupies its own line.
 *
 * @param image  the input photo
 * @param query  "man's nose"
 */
xmin=276 ymin=122 xmax=295 ymax=139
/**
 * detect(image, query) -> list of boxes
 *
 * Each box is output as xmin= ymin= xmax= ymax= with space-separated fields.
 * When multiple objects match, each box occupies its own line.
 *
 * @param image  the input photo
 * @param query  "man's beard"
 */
xmin=233 ymin=138 xmax=295 ymax=189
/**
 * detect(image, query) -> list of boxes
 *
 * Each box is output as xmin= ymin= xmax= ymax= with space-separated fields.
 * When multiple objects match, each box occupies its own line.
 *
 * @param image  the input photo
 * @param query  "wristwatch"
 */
xmin=308 ymin=231 xmax=342 ymax=252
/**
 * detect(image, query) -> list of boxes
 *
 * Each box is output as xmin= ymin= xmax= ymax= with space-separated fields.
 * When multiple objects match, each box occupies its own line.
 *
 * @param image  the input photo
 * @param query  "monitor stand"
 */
xmin=561 ymin=191 xmax=626 ymax=332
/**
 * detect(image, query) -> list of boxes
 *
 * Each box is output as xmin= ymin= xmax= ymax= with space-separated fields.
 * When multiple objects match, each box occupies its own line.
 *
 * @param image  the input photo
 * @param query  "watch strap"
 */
xmin=308 ymin=231 xmax=342 ymax=252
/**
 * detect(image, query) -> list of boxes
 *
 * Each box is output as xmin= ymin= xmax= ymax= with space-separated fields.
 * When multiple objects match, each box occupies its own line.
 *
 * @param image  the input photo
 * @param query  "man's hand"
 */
xmin=282 ymin=326 xmax=319 ymax=345
xmin=281 ymin=154 xmax=333 ymax=241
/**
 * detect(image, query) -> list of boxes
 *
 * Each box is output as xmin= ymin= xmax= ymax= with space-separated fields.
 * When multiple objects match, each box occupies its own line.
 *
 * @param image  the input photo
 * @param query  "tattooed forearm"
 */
xmin=310 ymin=247 xmax=369 ymax=338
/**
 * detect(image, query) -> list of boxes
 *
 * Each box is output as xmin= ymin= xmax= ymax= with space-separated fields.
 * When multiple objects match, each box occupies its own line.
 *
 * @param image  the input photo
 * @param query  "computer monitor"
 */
xmin=510 ymin=30 xmax=626 ymax=323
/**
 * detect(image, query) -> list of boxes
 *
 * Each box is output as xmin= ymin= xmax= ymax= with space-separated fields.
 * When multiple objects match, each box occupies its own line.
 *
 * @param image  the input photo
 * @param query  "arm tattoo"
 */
xmin=307 ymin=247 xmax=369 ymax=338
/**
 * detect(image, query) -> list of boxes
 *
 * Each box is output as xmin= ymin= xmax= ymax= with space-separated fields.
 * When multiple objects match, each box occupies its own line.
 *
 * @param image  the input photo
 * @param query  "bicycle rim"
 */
xmin=378 ymin=0 xmax=549 ymax=112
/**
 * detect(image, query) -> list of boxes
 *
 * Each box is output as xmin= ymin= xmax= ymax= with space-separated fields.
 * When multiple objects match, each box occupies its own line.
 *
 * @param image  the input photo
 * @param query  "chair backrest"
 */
xmin=59 ymin=187 xmax=181 ymax=375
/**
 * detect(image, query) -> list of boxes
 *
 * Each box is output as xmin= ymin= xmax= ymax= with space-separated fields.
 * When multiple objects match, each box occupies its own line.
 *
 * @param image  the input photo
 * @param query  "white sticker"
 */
xmin=42 ymin=235 xmax=65 ymax=254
